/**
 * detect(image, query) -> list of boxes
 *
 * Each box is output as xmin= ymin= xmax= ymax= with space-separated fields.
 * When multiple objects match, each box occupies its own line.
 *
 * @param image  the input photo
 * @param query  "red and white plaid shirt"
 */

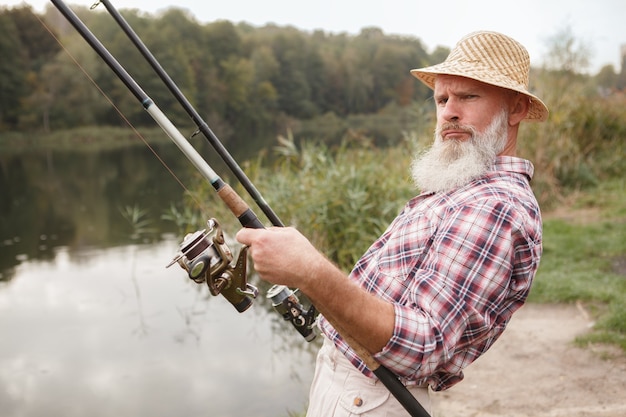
xmin=318 ymin=156 xmax=543 ymax=391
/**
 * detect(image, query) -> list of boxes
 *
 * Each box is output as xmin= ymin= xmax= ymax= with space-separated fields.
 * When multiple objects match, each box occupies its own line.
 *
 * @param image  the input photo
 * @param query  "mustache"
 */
xmin=435 ymin=122 xmax=477 ymax=138
xmin=436 ymin=122 xmax=476 ymax=133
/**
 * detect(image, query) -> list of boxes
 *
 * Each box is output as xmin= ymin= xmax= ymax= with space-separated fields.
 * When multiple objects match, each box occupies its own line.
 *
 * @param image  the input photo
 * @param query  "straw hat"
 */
xmin=411 ymin=31 xmax=549 ymax=122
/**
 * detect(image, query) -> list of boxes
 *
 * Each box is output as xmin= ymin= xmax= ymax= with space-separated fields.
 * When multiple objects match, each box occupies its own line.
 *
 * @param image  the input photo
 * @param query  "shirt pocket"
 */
xmin=376 ymin=216 xmax=434 ymax=282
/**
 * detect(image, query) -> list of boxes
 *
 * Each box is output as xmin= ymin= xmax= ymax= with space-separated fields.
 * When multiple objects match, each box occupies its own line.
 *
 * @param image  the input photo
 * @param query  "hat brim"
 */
xmin=411 ymin=61 xmax=549 ymax=122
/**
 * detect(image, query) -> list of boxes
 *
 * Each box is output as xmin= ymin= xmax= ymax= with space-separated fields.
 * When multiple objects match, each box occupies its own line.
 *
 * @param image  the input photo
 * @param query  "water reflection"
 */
xmin=0 ymin=241 xmax=317 ymax=417
xmin=0 ymin=144 xmax=188 ymax=279
xmin=0 ymin=145 xmax=317 ymax=416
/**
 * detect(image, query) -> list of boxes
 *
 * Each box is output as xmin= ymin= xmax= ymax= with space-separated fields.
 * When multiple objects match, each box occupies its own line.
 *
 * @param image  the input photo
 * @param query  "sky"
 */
xmin=3 ymin=0 xmax=626 ymax=74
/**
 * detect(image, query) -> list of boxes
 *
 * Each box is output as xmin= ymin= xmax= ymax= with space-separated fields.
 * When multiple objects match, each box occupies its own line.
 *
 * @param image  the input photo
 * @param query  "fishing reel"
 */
xmin=267 ymin=285 xmax=317 ymax=342
xmin=167 ymin=218 xmax=258 ymax=312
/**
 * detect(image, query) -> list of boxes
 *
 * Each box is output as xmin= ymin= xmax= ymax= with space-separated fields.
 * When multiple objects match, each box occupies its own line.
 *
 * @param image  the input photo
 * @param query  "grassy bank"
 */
xmin=530 ymin=178 xmax=626 ymax=351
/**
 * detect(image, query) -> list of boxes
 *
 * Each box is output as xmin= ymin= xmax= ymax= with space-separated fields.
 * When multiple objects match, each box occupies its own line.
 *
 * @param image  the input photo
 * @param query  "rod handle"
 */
xmin=213 ymin=179 xmax=265 ymax=229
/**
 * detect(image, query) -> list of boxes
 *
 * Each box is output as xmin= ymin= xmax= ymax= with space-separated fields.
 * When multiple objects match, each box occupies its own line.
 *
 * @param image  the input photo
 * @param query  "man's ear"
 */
xmin=509 ymin=94 xmax=530 ymax=126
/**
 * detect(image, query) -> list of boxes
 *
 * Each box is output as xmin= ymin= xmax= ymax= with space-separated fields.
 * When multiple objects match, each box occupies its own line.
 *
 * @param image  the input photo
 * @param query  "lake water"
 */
xmin=0 ymin=143 xmax=317 ymax=417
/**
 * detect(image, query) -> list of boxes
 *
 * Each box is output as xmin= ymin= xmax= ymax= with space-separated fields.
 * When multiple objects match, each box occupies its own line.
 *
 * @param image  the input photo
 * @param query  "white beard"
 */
xmin=411 ymin=110 xmax=509 ymax=193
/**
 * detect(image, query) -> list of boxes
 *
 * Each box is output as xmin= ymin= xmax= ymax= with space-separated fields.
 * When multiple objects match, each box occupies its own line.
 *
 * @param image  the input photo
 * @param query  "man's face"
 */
xmin=410 ymin=76 xmax=512 ymax=193
xmin=433 ymin=75 xmax=512 ymax=142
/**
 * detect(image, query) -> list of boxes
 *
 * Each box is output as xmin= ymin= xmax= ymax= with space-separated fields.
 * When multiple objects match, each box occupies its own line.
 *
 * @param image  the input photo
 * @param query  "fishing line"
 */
xmin=33 ymin=11 xmax=210 ymax=217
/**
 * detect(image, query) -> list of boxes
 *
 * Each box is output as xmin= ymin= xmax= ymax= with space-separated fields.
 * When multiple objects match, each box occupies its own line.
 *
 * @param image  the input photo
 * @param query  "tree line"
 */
xmin=1 ymin=4 xmax=624 ymax=149
xmin=0 ymin=5 xmax=440 ymax=141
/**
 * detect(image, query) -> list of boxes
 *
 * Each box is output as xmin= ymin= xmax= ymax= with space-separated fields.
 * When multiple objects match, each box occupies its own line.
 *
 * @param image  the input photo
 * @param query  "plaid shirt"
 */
xmin=318 ymin=156 xmax=542 ymax=391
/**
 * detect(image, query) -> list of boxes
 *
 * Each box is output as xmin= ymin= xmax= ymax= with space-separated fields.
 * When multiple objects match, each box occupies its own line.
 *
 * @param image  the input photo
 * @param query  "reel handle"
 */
xmin=267 ymin=285 xmax=317 ymax=342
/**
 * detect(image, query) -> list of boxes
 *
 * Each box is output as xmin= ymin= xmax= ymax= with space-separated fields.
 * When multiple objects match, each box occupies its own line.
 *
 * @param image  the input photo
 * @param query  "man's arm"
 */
xmin=235 ymin=226 xmax=394 ymax=353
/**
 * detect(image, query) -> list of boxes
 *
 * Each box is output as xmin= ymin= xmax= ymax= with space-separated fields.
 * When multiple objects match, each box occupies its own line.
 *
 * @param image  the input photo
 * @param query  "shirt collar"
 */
xmin=490 ymin=156 xmax=534 ymax=180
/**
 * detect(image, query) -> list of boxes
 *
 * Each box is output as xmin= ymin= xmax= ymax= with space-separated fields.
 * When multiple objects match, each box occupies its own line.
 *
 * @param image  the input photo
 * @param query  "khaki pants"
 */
xmin=306 ymin=337 xmax=432 ymax=416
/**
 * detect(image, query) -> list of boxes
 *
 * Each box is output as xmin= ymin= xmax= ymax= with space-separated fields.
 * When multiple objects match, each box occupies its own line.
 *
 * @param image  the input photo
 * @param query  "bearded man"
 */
xmin=236 ymin=31 xmax=548 ymax=416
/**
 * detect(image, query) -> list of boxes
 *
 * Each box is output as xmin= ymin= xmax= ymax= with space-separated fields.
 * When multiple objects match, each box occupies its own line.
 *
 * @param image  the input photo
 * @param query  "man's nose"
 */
xmin=439 ymin=98 xmax=461 ymax=123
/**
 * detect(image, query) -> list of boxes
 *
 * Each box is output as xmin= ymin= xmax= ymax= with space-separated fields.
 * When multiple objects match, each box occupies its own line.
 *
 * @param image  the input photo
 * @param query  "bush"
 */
xmin=519 ymin=74 xmax=626 ymax=209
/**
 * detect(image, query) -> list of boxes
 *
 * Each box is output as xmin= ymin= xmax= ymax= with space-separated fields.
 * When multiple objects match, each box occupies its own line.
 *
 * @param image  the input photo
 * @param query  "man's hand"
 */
xmin=236 ymin=226 xmax=395 ymax=354
xmin=235 ymin=227 xmax=329 ymax=291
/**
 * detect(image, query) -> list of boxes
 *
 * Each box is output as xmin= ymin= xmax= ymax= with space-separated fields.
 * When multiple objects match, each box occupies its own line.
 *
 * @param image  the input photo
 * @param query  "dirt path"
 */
xmin=433 ymin=303 xmax=626 ymax=417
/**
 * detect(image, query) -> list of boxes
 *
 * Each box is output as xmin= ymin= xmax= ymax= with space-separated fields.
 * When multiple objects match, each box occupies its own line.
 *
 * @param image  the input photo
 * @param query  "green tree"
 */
xmin=205 ymin=20 xmax=243 ymax=62
xmin=8 ymin=5 xmax=61 ymax=72
xmin=140 ymin=8 xmax=207 ymax=126
xmin=341 ymin=46 xmax=374 ymax=114
xmin=269 ymin=30 xmax=317 ymax=118
xmin=41 ymin=43 xmax=112 ymax=129
xmin=247 ymin=45 xmax=280 ymax=126
xmin=4 ymin=4 xmax=471 ymax=147
xmin=0 ymin=10 xmax=27 ymax=129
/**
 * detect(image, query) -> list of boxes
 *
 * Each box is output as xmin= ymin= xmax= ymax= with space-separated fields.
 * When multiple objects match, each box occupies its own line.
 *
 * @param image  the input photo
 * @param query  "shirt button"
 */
xmin=353 ymin=397 xmax=363 ymax=407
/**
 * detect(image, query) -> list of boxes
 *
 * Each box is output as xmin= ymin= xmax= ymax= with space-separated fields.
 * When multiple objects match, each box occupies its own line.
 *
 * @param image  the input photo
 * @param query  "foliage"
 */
xmin=161 ymin=202 xmax=206 ymax=234
xmin=119 ymin=204 xmax=157 ymax=241
xmin=198 ymin=131 xmax=421 ymax=269
xmin=296 ymin=100 xmax=436 ymax=148
xmin=0 ymin=5 xmax=435 ymax=142
xmin=541 ymin=25 xmax=593 ymax=73
xmin=2 ymin=6 xmax=624 ymax=201
xmin=0 ymin=5 xmax=63 ymax=129
xmin=0 ymin=11 xmax=28 ymax=128
xmin=519 ymin=86 xmax=626 ymax=209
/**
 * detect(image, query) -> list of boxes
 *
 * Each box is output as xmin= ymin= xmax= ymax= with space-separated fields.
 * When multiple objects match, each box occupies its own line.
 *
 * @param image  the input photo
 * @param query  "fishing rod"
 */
xmin=94 ymin=0 xmax=283 ymax=228
xmin=49 ymin=0 xmax=316 ymax=328
xmin=51 ymin=2 xmax=430 ymax=415
xmin=96 ymin=8 xmax=432 ymax=414
xmin=50 ymin=0 xmax=266 ymax=313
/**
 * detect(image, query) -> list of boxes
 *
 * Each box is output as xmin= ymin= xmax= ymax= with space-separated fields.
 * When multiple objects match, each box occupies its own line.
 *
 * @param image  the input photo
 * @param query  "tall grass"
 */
xmin=200 ymin=94 xmax=626 ymax=259
xmin=206 ymin=130 xmax=421 ymax=268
